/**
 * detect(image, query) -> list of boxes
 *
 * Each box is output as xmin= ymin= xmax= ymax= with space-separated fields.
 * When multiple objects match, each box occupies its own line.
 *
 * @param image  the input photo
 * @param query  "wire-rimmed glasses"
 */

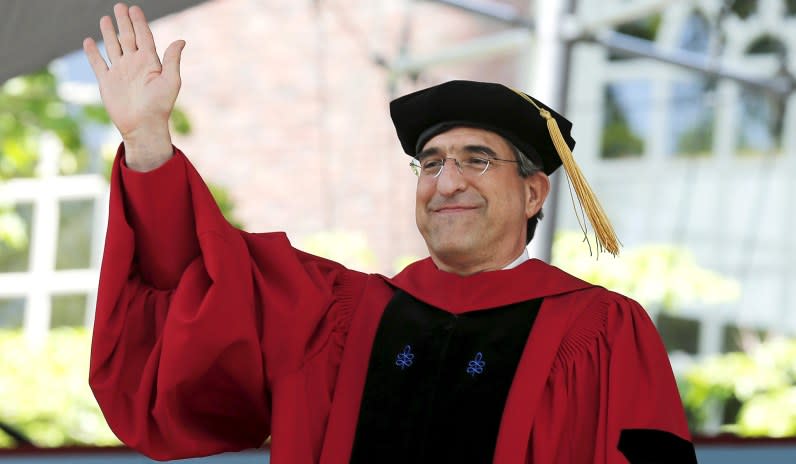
xmin=409 ymin=155 xmax=519 ymax=178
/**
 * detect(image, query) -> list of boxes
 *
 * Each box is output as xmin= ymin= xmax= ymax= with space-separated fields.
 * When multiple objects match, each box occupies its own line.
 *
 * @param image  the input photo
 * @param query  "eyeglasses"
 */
xmin=409 ymin=155 xmax=519 ymax=178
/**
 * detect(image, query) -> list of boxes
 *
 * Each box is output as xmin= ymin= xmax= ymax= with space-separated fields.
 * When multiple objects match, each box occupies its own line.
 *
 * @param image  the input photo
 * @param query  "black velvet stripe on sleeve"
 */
xmin=617 ymin=429 xmax=698 ymax=464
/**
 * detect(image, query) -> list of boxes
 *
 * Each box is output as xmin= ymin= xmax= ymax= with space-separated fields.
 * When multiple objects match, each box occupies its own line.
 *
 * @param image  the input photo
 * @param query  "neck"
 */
xmin=430 ymin=245 xmax=528 ymax=276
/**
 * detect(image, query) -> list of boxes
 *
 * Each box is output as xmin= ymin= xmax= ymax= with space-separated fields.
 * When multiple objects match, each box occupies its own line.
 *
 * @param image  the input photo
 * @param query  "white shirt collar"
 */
xmin=502 ymin=248 xmax=530 ymax=270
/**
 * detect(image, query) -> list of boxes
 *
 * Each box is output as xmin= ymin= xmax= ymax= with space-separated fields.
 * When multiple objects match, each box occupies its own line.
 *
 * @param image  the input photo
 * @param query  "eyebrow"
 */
xmin=463 ymin=145 xmax=498 ymax=158
xmin=416 ymin=147 xmax=441 ymax=160
xmin=416 ymin=144 xmax=499 ymax=159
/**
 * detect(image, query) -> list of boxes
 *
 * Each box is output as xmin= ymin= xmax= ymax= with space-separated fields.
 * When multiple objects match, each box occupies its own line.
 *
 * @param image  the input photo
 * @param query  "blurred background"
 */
xmin=0 ymin=0 xmax=794 ymax=461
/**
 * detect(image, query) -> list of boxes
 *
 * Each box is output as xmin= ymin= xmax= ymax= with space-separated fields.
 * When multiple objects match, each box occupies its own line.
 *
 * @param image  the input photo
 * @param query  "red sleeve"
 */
xmin=602 ymin=296 xmax=696 ymax=463
xmin=530 ymin=292 xmax=695 ymax=464
xmin=118 ymin=147 xmax=199 ymax=290
xmin=89 ymin=145 xmax=357 ymax=460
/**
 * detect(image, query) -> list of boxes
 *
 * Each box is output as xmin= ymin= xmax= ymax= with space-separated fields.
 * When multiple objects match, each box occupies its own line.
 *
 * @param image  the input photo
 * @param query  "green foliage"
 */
xmin=608 ymin=14 xmax=662 ymax=60
xmin=208 ymin=183 xmax=242 ymax=228
xmin=552 ymin=231 xmax=740 ymax=311
xmin=0 ymin=210 xmax=27 ymax=250
xmin=170 ymin=107 xmax=192 ymax=135
xmin=0 ymin=71 xmax=91 ymax=179
xmin=676 ymin=118 xmax=713 ymax=156
xmin=0 ymin=66 xmax=240 ymax=267
xmin=0 ymin=329 xmax=121 ymax=448
xmin=730 ymin=0 xmax=757 ymax=20
xmin=681 ymin=338 xmax=796 ymax=436
xmin=615 ymin=14 xmax=662 ymax=41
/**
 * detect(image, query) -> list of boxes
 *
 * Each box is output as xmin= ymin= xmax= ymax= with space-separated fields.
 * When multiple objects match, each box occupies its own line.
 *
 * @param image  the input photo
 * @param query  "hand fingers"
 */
xmin=162 ymin=40 xmax=186 ymax=86
xmin=99 ymin=15 xmax=122 ymax=62
xmin=114 ymin=3 xmax=137 ymax=54
xmin=129 ymin=5 xmax=158 ymax=56
xmin=83 ymin=37 xmax=109 ymax=76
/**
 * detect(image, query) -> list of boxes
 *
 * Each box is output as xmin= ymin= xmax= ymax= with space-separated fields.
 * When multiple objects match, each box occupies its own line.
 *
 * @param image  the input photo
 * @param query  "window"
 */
xmin=51 ymin=294 xmax=88 ymax=328
xmin=608 ymin=14 xmax=662 ymax=61
xmin=730 ymin=0 xmax=757 ymax=19
xmin=736 ymin=36 xmax=787 ymax=156
xmin=656 ymin=313 xmax=700 ymax=354
xmin=669 ymin=79 xmax=715 ymax=157
xmin=56 ymin=200 xmax=94 ymax=270
xmin=600 ymin=81 xmax=650 ymax=158
xmin=0 ymin=203 xmax=33 ymax=273
xmin=0 ymin=298 xmax=25 ymax=329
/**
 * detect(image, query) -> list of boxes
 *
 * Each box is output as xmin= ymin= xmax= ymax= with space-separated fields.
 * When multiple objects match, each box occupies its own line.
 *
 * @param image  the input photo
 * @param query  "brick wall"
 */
xmin=149 ymin=0 xmax=524 ymax=274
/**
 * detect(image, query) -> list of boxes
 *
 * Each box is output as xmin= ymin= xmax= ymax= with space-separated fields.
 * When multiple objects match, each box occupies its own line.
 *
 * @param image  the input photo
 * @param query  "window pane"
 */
xmin=736 ymin=90 xmax=783 ymax=155
xmin=0 ymin=298 xmax=25 ymax=328
xmin=787 ymin=0 xmax=796 ymax=16
xmin=55 ymin=199 xmax=93 ymax=270
xmin=746 ymin=35 xmax=785 ymax=55
xmin=51 ymin=294 xmax=87 ymax=328
xmin=679 ymin=12 xmax=710 ymax=53
xmin=608 ymin=15 xmax=661 ymax=61
xmin=736 ymin=36 xmax=786 ymax=156
xmin=0 ymin=203 xmax=33 ymax=273
xmin=730 ymin=0 xmax=757 ymax=19
xmin=669 ymin=79 xmax=715 ymax=157
xmin=600 ymin=82 xmax=649 ymax=158
xmin=722 ymin=324 xmax=767 ymax=352
xmin=656 ymin=313 xmax=700 ymax=354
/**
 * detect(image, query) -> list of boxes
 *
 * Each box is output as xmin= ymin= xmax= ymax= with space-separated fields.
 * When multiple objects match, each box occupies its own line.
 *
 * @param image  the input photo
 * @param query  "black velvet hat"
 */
xmin=389 ymin=80 xmax=575 ymax=175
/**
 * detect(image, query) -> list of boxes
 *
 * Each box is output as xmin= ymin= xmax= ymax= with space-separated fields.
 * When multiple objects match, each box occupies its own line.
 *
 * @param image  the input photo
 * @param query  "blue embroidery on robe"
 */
xmin=466 ymin=352 xmax=485 ymax=376
xmin=395 ymin=345 xmax=415 ymax=370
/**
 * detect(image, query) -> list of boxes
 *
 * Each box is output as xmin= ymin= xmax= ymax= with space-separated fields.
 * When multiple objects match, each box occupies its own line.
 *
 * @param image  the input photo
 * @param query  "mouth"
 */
xmin=433 ymin=205 xmax=479 ymax=214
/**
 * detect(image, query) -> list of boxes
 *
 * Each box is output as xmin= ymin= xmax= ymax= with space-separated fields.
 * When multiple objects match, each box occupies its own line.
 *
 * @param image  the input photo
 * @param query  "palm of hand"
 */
xmin=99 ymin=49 xmax=176 ymax=137
xmin=83 ymin=3 xmax=184 ymax=138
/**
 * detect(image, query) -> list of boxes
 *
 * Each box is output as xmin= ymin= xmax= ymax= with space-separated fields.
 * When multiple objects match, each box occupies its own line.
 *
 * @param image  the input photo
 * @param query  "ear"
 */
xmin=524 ymin=172 xmax=550 ymax=219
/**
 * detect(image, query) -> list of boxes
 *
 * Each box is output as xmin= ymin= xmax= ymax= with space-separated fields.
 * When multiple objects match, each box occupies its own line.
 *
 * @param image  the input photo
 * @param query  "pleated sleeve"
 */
xmin=89 ymin=145 xmax=363 ymax=461
xmin=531 ymin=291 xmax=697 ymax=463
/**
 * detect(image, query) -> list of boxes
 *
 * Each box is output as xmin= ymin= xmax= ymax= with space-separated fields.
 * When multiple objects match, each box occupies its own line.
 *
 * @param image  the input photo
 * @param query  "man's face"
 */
xmin=415 ymin=127 xmax=548 ymax=274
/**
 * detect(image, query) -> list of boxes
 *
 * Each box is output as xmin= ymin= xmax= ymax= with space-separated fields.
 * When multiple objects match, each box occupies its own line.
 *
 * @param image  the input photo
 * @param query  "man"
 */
xmin=85 ymin=3 xmax=697 ymax=463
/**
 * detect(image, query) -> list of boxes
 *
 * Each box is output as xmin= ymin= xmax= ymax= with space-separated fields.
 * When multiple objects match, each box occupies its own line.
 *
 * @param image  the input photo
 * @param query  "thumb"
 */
xmin=162 ymin=40 xmax=186 ymax=84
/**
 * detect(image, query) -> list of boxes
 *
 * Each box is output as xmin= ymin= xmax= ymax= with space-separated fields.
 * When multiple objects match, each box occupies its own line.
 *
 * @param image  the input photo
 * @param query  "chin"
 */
xmin=427 ymin=238 xmax=478 ymax=262
xmin=420 ymin=221 xmax=482 ymax=258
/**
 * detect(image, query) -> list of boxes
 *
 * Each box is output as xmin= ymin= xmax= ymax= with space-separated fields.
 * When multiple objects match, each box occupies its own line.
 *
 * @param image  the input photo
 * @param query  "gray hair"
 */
xmin=507 ymin=141 xmax=545 ymax=245
xmin=508 ymin=142 xmax=543 ymax=178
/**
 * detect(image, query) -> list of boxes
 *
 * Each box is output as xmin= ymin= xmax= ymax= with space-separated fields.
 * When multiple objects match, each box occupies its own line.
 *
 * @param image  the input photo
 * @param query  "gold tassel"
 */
xmin=512 ymin=90 xmax=621 ymax=256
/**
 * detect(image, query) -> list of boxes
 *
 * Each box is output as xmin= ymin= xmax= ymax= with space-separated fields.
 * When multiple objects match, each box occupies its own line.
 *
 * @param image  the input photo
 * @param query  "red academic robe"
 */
xmin=90 ymin=145 xmax=694 ymax=463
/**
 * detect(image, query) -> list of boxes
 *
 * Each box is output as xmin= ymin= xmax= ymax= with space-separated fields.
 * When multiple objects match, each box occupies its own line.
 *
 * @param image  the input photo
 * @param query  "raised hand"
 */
xmin=83 ymin=3 xmax=185 ymax=171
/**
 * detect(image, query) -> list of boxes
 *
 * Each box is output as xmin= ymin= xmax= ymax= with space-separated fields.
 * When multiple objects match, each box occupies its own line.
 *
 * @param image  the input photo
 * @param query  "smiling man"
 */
xmin=86 ymin=4 xmax=696 ymax=464
xmin=413 ymin=126 xmax=547 ymax=274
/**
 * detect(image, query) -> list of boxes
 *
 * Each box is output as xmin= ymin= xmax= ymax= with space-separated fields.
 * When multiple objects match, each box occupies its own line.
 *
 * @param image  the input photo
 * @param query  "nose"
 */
xmin=435 ymin=158 xmax=468 ymax=196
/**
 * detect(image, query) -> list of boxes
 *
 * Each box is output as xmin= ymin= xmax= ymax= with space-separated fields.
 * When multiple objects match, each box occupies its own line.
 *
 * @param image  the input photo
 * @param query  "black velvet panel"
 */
xmin=350 ymin=291 xmax=541 ymax=464
xmin=617 ymin=429 xmax=698 ymax=464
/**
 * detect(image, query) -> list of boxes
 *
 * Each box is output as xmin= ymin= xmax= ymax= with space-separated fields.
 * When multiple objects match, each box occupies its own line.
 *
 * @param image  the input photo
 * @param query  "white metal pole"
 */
xmin=526 ymin=0 xmax=572 ymax=262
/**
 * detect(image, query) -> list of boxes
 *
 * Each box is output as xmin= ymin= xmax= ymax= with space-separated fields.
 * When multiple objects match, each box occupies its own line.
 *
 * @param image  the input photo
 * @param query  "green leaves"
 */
xmin=0 ymin=71 xmax=89 ymax=178
xmin=681 ymin=338 xmax=796 ymax=436
xmin=170 ymin=107 xmax=192 ymax=135
xmin=0 ymin=329 xmax=121 ymax=448
xmin=552 ymin=231 xmax=740 ymax=311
